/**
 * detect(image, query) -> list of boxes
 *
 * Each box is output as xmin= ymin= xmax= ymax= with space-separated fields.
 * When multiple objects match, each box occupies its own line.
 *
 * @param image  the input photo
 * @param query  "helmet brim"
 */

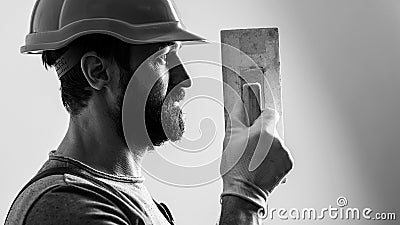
xmin=21 ymin=19 xmax=208 ymax=54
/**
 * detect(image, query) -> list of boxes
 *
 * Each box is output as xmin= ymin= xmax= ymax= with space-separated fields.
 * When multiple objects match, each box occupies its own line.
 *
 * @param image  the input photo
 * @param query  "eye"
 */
xmin=157 ymin=53 xmax=168 ymax=65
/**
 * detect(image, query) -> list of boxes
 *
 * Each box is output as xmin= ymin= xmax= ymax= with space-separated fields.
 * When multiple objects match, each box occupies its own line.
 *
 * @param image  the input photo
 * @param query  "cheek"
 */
xmin=149 ymin=61 xmax=169 ymax=97
xmin=134 ymin=62 xmax=169 ymax=99
xmin=159 ymin=72 xmax=169 ymax=97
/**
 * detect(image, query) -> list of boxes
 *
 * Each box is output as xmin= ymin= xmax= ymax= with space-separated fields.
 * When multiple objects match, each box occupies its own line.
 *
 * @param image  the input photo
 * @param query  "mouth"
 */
xmin=173 ymin=101 xmax=181 ymax=107
xmin=166 ymin=87 xmax=186 ymax=104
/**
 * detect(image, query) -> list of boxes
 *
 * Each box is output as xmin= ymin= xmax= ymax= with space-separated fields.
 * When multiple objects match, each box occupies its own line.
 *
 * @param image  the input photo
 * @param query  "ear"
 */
xmin=81 ymin=51 xmax=110 ymax=90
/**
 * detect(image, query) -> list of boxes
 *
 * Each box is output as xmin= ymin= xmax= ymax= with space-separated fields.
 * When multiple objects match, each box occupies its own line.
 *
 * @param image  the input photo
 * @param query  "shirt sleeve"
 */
xmin=24 ymin=183 xmax=139 ymax=225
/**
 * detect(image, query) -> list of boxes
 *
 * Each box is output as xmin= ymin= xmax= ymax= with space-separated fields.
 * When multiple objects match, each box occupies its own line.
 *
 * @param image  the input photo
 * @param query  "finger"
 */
xmin=249 ymin=108 xmax=279 ymax=138
xmin=228 ymin=96 xmax=247 ymax=127
xmin=248 ymin=128 xmax=274 ymax=171
xmin=247 ymin=108 xmax=279 ymax=171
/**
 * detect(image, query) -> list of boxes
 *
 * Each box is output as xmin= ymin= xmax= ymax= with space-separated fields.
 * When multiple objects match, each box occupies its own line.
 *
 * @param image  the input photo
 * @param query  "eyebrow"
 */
xmin=157 ymin=41 xmax=181 ymax=51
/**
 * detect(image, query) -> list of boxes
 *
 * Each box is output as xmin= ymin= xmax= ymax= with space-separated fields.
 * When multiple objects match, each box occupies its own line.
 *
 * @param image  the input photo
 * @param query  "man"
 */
xmin=6 ymin=0 xmax=293 ymax=224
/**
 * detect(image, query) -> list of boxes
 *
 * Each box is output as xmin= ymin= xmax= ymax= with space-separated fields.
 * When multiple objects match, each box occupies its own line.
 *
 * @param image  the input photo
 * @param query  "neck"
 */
xmin=57 ymin=106 xmax=147 ymax=177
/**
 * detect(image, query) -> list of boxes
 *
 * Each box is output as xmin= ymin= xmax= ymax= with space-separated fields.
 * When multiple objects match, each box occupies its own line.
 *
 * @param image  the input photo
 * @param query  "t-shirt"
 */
xmin=5 ymin=151 xmax=174 ymax=225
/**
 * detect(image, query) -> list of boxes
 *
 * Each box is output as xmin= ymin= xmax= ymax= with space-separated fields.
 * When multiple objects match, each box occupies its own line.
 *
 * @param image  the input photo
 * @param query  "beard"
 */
xmin=145 ymin=78 xmax=186 ymax=146
xmin=110 ymin=71 xmax=186 ymax=148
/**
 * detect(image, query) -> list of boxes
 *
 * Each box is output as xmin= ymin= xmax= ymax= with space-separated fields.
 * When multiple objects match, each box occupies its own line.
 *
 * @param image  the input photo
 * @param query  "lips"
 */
xmin=166 ymin=87 xmax=185 ymax=103
xmin=173 ymin=101 xmax=180 ymax=107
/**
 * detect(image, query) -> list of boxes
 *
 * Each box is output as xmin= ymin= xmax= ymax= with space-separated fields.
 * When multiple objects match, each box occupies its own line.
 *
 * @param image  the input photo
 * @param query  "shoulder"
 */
xmin=8 ymin=173 xmax=144 ymax=225
xmin=25 ymin=180 xmax=133 ymax=225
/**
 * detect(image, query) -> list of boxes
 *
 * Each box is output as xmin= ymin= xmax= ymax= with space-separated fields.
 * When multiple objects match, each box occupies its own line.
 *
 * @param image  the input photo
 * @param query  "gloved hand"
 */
xmin=220 ymin=97 xmax=293 ymax=215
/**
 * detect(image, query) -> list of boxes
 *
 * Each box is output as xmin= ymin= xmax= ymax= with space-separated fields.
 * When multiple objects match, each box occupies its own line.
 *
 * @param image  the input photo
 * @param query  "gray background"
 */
xmin=1 ymin=0 xmax=399 ymax=224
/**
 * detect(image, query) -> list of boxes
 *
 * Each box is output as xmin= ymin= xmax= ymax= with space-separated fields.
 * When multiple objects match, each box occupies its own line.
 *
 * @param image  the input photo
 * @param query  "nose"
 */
xmin=168 ymin=56 xmax=192 ymax=89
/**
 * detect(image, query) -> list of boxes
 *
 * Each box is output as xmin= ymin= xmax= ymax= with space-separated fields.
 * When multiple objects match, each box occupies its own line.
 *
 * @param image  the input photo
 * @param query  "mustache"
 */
xmin=165 ymin=87 xmax=186 ymax=103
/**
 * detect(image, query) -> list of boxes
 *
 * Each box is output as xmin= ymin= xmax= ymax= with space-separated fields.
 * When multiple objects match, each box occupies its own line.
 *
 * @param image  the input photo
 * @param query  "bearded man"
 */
xmin=5 ymin=0 xmax=293 ymax=224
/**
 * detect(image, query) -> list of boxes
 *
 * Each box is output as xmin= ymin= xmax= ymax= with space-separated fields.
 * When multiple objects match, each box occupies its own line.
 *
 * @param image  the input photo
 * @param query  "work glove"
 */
xmin=220 ymin=97 xmax=293 ymax=216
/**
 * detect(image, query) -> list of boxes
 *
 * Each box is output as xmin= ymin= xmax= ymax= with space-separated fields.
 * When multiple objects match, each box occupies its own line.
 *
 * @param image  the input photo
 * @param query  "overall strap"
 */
xmin=153 ymin=200 xmax=175 ymax=225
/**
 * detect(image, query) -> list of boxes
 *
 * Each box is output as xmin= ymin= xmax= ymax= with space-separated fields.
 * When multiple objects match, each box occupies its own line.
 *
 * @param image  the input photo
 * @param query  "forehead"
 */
xmin=155 ymin=41 xmax=181 ymax=51
xmin=126 ymin=41 xmax=181 ymax=69
xmin=130 ymin=41 xmax=181 ymax=55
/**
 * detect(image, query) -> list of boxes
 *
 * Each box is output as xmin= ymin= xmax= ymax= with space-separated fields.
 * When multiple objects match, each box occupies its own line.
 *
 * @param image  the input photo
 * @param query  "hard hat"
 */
xmin=21 ymin=0 xmax=207 ymax=54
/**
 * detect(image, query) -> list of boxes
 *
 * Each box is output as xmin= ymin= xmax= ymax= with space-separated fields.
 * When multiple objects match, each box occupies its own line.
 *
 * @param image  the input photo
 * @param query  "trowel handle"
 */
xmin=242 ymin=83 xmax=262 ymax=126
